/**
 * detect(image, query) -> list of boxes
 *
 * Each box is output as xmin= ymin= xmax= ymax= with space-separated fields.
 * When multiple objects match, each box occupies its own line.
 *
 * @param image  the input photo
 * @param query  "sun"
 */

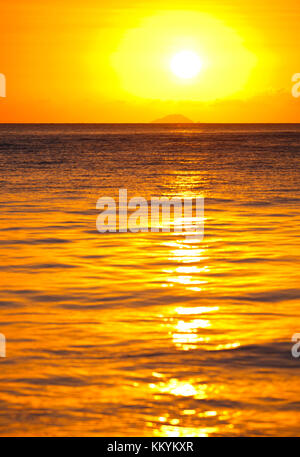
xmin=111 ymin=11 xmax=257 ymax=101
xmin=170 ymin=50 xmax=202 ymax=79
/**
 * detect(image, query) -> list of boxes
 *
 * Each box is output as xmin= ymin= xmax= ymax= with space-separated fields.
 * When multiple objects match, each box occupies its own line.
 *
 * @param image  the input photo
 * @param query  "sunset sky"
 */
xmin=0 ymin=0 xmax=300 ymax=122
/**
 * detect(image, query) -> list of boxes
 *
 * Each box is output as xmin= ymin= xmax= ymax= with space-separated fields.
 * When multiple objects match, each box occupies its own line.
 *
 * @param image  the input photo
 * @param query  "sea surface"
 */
xmin=0 ymin=123 xmax=299 ymax=436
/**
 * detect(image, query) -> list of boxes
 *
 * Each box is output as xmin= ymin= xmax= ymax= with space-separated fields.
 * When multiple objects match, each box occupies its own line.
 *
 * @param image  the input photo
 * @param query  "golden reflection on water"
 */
xmin=144 ymin=236 xmax=237 ymax=437
xmin=147 ymin=370 xmax=238 ymax=437
xmin=1 ymin=125 xmax=300 ymax=437
xmin=0 ymin=164 xmax=299 ymax=437
xmin=1 ymin=196 xmax=299 ymax=437
xmin=148 ymin=372 xmax=219 ymax=436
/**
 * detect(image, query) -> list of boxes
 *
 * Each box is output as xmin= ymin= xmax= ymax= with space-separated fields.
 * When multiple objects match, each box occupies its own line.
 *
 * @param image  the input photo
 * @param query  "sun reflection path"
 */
xmin=159 ymin=238 xmax=217 ymax=350
xmin=159 ymin=238 xmax=241 ymax=352
xmin=147 ymin=372 xmax=236 ymax=437
xmin=146 ymin=233 xmax=241 ymax=436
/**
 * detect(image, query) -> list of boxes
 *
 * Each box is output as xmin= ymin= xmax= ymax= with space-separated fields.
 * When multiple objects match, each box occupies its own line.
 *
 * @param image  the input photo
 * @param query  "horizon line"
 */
xmin=0 ymin=122 xmax=300 ymax=125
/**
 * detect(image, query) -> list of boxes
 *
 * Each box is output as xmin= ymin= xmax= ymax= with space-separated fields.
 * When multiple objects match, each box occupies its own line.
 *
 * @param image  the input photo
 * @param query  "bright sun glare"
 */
xmin=111 ymin=11 xmax=257 ymax=101
xmin=170 ymin=50 xmax=202 ymax=79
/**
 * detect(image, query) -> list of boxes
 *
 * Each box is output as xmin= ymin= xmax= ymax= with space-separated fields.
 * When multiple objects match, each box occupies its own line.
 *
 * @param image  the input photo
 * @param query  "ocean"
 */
xmin=0 ymin=123 xmax=299 ymax=436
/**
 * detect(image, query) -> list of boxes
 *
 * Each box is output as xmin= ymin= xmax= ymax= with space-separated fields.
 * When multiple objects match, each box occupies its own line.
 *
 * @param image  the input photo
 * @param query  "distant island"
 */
xmin=150 ymin=114 xmax=194 ymax=123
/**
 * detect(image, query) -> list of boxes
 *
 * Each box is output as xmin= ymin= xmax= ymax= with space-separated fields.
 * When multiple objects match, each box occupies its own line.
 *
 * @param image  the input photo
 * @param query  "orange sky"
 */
xmin=0 ymin=0 xmax=300 ymax=122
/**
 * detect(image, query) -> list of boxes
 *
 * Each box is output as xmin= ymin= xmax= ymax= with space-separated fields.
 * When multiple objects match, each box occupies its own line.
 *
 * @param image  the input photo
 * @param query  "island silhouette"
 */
xmin=150 ymin=114 xmax=194 ymax=123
